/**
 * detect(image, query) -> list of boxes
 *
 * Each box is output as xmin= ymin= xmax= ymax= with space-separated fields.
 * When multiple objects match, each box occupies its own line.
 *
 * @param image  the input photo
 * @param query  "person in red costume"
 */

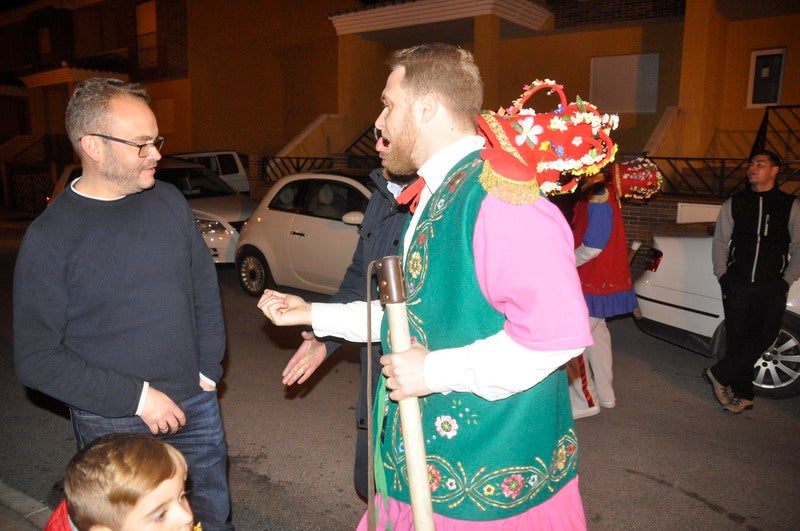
xmin=568 ymin=173 xmax=639 ymax=418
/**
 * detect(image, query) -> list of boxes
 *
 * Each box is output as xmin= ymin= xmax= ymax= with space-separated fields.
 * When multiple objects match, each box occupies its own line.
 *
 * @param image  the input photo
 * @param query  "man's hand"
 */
xmin=257 ymin=290 xmax=312 ymax=326
xmin=380 ymin=343 xmax=432 ymax=401
xmin=282 ymin=331 xmax=327 ymax=385
xmin=139 ymin=387 xmax=186 ymax=435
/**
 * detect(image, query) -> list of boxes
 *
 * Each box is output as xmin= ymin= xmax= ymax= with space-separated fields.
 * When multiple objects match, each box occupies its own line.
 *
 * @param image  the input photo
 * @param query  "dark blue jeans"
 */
xmin=70 ymin=390 xmax=234 ymax=530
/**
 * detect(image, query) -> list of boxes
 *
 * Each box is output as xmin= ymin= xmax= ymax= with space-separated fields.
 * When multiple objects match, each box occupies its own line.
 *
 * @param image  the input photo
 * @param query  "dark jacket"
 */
xmin=325 ymin=169 xmax=412 ymax=424
xmin=726 ymin=187 xmax=796 ymax=283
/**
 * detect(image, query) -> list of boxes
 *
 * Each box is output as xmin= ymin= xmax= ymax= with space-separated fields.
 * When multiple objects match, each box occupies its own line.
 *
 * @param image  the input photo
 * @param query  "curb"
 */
xmin=0 ymin=480 xmax=51 ymax=529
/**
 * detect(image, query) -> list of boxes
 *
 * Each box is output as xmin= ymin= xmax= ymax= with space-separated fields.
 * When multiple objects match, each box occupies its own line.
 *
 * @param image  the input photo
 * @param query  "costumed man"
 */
xmin=568 ymin=158 xmax=661 ymax=418
xmin=258 ymin=44 xmax=619 ymax=529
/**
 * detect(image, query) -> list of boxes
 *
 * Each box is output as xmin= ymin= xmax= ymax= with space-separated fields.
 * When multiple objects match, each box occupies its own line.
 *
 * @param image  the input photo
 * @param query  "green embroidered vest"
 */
xmin=376 ymin=151 xmax=579 ymax=520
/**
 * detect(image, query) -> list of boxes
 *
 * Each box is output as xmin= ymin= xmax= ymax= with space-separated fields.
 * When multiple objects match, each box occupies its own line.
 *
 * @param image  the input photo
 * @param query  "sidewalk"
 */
xmin=0 ymin=481 xmax=51 ymax=530
xmin=1 ymin=208 xmax=47 ymax=530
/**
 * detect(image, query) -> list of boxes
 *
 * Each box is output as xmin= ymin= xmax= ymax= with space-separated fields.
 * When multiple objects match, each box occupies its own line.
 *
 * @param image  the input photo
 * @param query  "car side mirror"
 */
xmin=342 ymin=211 xmax=364 ymax=225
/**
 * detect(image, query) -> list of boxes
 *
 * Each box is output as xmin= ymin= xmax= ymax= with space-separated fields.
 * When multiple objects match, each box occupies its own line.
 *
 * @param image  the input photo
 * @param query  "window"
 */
xmin=218 ymin=154 xmax=239 ymax=175
xmin=137 ymin=1 xmax=157 ymax=67
xmin=269 ymin=182 xmax=305 ymax=213
xmin=590 ymin=53 xmax=659 ymax=114
xmin=306 ymin=180 xmax=367 ymax=221
xmin=747 ymin=48 xmax=786 ymax=108
xmin=37 ymin=27 xmax=51 ymax=57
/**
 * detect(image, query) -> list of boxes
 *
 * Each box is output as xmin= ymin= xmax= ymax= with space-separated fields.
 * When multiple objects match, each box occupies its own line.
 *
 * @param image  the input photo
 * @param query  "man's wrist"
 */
xmin=135 ymin=381 xmax=149 ymax=416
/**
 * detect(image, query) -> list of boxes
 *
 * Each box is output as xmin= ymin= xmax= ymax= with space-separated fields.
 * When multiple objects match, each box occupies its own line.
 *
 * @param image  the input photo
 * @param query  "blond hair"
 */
xmin=64 ymin=433 xmax=187 ymax=530
xmin=388 ymin=43 xmax=483 ymax=132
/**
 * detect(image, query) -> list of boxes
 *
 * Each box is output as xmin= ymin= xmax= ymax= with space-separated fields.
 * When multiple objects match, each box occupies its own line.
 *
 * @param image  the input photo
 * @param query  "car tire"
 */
xmin=715 ymin=312 xmax=800 ymax=398
xmin=236 ymin=248 xmax=274 ymax=297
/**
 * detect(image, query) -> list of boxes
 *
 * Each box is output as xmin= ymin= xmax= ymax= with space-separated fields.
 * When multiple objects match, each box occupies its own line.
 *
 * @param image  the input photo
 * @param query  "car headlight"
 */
xmin=195 ymin=218 xmax=230 ymax=234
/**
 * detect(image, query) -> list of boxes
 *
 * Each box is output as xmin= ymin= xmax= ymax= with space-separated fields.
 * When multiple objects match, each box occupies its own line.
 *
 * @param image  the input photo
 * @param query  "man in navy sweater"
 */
xmin=13 ymin=78 xmax=233 ymax=530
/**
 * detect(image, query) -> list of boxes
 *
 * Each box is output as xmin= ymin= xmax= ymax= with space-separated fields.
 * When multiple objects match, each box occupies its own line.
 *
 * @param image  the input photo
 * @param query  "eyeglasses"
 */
xmin=373 ymin=127 xmax=383 ymax=141
xmin=89 ymin=133 xmax=165 ymax=157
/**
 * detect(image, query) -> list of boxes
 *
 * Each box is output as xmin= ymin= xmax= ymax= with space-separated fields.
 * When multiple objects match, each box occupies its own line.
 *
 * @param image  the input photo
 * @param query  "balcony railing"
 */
xmin=649 ymin=156 xmax=800 ymax=198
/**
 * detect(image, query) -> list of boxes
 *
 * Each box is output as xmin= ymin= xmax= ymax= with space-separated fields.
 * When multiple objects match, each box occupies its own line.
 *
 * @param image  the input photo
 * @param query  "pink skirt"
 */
xmin=357 ymin=476 xmax=586 ymax=530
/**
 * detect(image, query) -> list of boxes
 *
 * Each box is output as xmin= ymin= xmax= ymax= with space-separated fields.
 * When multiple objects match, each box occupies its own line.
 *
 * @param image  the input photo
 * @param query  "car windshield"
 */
xmin=156 ymin=166 xmax=237 ymax=198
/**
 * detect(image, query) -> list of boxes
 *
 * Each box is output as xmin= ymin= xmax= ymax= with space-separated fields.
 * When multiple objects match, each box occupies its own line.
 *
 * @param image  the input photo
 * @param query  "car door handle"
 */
xmin=290 ymin=230 xmax=306 ymax=237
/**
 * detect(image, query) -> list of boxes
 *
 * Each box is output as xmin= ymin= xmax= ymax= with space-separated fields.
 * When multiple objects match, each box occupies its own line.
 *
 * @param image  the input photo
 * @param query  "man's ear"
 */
xmin=416 ymin=93 xmax=439 ymax=125
xmin=79 ymin=134 xmax=103 ymax=163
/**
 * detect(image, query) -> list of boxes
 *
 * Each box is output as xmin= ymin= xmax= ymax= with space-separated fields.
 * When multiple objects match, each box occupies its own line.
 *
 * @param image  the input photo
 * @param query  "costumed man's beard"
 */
xmin=381 ymin=113 xmax=420 ymax=178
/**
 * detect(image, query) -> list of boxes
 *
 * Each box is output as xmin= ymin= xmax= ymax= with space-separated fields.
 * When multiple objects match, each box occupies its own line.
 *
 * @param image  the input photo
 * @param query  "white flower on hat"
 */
xmin=514 ymin=116 xmax=544 ymax=147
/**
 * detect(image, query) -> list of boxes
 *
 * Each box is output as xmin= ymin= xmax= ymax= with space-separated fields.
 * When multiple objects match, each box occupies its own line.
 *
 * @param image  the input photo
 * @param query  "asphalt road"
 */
xmin=1 ymin=219 xmax=799 ymax=530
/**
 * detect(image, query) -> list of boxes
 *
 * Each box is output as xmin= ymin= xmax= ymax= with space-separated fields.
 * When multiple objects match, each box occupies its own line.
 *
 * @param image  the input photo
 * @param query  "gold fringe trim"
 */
xmin=479 ymin=113 xmax=527 ymax=166
xmin=479 ymin=161 xmax=542 ymax=205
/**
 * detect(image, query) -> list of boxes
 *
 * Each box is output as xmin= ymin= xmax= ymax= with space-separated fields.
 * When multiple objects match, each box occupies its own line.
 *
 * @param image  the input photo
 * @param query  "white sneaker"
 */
xmin=572 ymin=405 xmax=601 ymax=419
xmin=599 ymin=400 xmax=616 ymax=408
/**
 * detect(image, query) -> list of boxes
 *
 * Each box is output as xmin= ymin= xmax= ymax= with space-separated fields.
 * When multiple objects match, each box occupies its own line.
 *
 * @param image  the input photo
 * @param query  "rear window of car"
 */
xmin=156 ymin=167 xmax=236 ymax=198
xmin=218 ymin=154 xmax=239 ymax=175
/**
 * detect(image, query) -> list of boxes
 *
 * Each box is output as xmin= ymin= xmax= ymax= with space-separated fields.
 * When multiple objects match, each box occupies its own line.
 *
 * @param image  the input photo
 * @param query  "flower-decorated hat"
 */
xmin=611 ymin=157 xmax=663 ymax=199
xmin=477 ymin=79 xmax=619 ymax=195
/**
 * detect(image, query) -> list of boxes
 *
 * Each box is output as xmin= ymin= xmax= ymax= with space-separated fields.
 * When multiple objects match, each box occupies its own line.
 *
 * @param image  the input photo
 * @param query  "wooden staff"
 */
xmin=375 ymin=255 xmax=434 ymax=531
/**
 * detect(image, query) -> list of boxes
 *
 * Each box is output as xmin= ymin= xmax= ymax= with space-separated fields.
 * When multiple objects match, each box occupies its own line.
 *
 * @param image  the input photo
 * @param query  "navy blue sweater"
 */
xmin=13 ymin=181 xmax=225 ymax=417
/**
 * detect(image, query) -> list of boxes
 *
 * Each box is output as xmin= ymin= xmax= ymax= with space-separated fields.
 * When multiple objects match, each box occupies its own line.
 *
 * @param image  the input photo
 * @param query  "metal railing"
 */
xmin=751 ymin=105 xmax=800 ymax=161
xmin=649 ymin=156 xmax=800 ymax=198
xmin=261 ymin=156 xmax=335 ymax=182
xmin=260 ymin=126 xmax=379 ymax=182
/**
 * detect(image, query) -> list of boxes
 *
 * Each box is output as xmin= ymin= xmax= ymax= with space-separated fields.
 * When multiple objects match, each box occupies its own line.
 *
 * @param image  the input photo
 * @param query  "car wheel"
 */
xmin=717 ymin=313 xmax=800 ymax=398
xmin=753 ymin=312 xmax=800 ymax=399
xmin=237 ymin=248 xmax=274 ymax=297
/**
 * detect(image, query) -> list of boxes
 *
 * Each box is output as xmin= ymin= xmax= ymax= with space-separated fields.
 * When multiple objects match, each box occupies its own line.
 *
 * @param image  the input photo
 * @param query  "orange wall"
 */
xmin=185 ymin=0 xmax=362 ymax=155
xmin=718 ymin=13 xmax=800 ymax=141
xmin=146 ymin=78 xmax=192 ymax=153
xmin=675 ymin=4 xmax=800 ymax=158
xmin=498 ymin=21 xmax=684 ymax=154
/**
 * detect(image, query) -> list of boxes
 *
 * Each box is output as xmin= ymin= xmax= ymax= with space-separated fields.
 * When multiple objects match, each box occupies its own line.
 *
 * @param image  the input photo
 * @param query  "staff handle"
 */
xmin=376 ymin=256 xmax=434 ymax=531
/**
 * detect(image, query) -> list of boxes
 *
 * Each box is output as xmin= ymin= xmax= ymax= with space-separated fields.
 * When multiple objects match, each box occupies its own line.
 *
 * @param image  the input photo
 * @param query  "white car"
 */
xmin=49 ymin=157 xmax=257 ymax=264
xmin=633 ymin=222 xmax=800 ymax=398
xmin=235 ymin=172 xmax=374 ymax=296
xmin=169 ymin=150 xmax=249 ymax=193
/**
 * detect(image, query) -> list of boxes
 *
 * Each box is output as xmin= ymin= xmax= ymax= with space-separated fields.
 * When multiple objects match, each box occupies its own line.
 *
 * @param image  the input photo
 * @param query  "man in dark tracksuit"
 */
xmin=280 ymin=167 xmax=413 ymax=498
xmin=707 ymin=150 xmax=800 ymax=413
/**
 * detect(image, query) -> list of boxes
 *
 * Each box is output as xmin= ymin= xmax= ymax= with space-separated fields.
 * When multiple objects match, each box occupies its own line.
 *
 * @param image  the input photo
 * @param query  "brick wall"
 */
xmin=621 ymin=197 xmax=677 ymax=278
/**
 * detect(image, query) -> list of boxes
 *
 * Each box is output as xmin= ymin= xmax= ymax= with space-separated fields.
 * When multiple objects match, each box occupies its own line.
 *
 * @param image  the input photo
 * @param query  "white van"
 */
xmin=171 ymin=150 xmax=249 ymax=193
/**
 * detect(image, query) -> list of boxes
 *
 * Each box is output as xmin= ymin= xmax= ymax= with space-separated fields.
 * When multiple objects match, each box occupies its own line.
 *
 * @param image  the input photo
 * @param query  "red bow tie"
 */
xmin=396 ymin=177 xmax=426 ymax=213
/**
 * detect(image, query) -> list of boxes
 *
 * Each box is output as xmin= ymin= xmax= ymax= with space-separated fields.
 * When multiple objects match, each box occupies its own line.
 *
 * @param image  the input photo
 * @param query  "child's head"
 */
xmin=64 ymin=433 xmax=194 ymax=531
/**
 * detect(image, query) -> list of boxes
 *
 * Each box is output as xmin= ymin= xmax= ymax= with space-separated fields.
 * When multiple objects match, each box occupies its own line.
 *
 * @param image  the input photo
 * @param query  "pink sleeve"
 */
xmin=474 ymin=194 xmax=592 ymax=350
